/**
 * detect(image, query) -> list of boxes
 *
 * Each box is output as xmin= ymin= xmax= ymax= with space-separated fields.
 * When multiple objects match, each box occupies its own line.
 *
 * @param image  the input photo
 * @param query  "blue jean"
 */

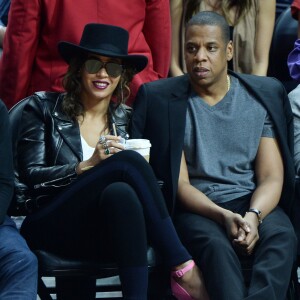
xmin=0 ymin=216 xmax=37 ymax=300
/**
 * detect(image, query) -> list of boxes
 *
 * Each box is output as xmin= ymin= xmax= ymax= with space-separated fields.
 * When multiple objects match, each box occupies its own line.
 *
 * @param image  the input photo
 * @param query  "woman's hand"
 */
xmin=76 ymin=135 xmax=125 ymax=174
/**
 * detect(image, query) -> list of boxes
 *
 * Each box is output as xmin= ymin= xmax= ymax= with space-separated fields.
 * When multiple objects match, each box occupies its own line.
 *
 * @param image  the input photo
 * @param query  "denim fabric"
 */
xmin=0 ymin=216 xmax=37 ymax=300
xmin=0 ymin=0 xmax=9 ymax=26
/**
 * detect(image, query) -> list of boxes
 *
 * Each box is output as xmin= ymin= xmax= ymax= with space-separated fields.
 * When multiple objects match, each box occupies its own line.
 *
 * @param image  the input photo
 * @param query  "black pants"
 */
xmin=175 ymin=195 xmax=297 ymax=300
xmin=21 ymin=151 xmax=190 ymax=299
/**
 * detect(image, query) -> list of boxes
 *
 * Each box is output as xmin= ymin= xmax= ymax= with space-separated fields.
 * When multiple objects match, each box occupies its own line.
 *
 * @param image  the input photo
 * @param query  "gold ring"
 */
xmin=104 ymin=148 xmax=110 ymax=155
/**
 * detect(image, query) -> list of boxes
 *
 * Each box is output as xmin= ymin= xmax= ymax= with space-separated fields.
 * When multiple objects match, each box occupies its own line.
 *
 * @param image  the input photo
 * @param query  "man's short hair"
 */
xmin=186 ymin=11 xmax=230 ymax=44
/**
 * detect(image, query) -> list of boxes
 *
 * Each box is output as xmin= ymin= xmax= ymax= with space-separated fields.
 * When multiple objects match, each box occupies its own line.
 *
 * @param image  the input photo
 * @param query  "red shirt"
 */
xmin=0 ymin=0 xmax=171 ymax=108
xmin=291 ymin=0 xmax=300 ymax=20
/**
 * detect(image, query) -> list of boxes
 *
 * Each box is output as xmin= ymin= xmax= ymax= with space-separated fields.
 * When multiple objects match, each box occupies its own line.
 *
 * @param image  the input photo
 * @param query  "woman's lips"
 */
xmin=93 ymin=81 xmax=109 ymax=90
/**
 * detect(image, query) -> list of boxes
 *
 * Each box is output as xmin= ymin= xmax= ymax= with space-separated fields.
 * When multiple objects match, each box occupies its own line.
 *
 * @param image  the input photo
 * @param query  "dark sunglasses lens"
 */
xmin=106 ymin=63 xmax=123 ymax=77
xmin=84 ymin=59 xmax=102 ymax=74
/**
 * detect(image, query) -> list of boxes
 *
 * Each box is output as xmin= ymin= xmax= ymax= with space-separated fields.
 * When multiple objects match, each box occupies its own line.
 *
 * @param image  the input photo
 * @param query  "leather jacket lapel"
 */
xmin=52 ymin=96 xmax=83 ymax=161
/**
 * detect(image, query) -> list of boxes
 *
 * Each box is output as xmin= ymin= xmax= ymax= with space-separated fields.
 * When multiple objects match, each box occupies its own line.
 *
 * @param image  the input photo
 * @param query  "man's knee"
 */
xmin=0 ymin=244 xmax=38 ymax=278
xmin=175 ymin=213 xmax=234 ymax=259
xmin=260 ymin=210 xmax=297 ymax=250
xmin=13 ymin=249 xmax=37 ymax=273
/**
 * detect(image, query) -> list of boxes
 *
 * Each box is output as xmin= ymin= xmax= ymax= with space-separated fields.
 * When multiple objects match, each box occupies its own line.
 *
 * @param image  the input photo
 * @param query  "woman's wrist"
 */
xmin=76 ymin=161 xmax=94 ymax=174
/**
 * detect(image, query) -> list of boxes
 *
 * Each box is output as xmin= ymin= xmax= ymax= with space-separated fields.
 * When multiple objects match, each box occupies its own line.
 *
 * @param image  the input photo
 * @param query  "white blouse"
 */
xmin=80 ymin=136 xmax=95 ymax=161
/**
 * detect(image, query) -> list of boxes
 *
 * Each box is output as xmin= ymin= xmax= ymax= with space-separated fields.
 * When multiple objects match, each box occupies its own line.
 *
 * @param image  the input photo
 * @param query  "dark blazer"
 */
xmin=130 ymin=71 xmax=295 ymax=218
xmin=15 ymin=92 xmax=131 ymax=204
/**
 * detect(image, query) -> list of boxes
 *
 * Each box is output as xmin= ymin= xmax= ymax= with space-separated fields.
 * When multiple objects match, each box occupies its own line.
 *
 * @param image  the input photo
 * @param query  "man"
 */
xmin=131 ymin=11 xmax=297 ymax=300
xmin=0 ymin=99 xmax=37 ymax=299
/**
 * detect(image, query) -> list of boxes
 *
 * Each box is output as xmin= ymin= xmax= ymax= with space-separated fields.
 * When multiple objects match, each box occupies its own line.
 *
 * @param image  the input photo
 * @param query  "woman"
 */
xmin=170 ymin=0 xmax=275 ymax=76
xmin=15 ymin=23 xmax=208 ymax=300
xmin=0 ymin=0 xmax=170 ymax=109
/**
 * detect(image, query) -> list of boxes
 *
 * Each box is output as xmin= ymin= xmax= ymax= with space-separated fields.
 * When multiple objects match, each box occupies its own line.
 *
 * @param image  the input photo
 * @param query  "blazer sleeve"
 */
xmin=0 ymin=0 xmax=41 ymax=108
xmin=0 ymin=101 xmax=14 ymax=223
xmin=17 ymin=96 xmax=78 ymax=192
xmin=130 ymin=84 xmax=149 ymax=138
xmin=143 ymin=0 xmax=171 ymax=78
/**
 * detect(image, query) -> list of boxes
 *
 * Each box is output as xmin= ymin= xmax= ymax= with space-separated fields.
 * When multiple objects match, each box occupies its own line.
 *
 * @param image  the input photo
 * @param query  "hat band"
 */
xmin=81 ymin=42 xmax=127 ymax=56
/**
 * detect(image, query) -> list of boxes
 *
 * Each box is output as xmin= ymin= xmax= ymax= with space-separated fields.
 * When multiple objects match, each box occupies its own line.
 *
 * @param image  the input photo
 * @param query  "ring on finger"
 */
xmin=102 ymin=141 xmax=108 ymax=149
xmin=104 ymin=148 xmax=110 ymax=155
xmin=99 ymin=135 xmax=106 ymax=144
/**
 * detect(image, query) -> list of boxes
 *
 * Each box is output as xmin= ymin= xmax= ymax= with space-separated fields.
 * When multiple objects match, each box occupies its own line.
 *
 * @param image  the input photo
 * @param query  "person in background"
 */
xmin=0 ymin=97 xmax=37 ymax=299
xmin=287 ymin=0 xmax=300 ymax=81
xmin=131 ymin=11 xmax=297 ymax=299
xmin=288 ymin=0 xmax=300 ymax=167
xmin=0 ymin=0 xmax=170 ymax=109
xmin=170 ymin=0 xmax=275 ymax=77
xmin=290 ymin=0 xmax=300 ymax=37
xmin=0 ymin=0 xmax=10 ymax=50
xmin=15 ymin=23 xmax=209 ymax=300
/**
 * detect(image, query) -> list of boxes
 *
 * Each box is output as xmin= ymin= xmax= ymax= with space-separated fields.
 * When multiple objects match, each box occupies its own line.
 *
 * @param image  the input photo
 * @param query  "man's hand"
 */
xmin=233 ymin=213 xmax=260 ymax=256
xmin=223 ymin=211 xmax=251 ymax=241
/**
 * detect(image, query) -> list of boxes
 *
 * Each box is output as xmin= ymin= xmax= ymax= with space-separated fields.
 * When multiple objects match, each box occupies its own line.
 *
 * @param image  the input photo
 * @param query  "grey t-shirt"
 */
xmin=184 ymin=76 xmax=275 ymax=204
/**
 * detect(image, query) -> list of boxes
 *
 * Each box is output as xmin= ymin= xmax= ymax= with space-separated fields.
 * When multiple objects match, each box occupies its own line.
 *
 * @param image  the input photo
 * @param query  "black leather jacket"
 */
xmin=13 ymin=92 xmax=132 ymax=214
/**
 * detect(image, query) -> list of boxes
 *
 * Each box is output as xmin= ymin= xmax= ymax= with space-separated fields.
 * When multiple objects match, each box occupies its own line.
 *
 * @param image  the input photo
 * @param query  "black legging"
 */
xmin=21 ymin=150 xmax=190 ymax=299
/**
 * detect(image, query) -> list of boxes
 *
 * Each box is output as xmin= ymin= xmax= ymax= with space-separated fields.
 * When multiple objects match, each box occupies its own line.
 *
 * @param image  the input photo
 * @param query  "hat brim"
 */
xmin=58 ymin=41 xmax=148 ymax=74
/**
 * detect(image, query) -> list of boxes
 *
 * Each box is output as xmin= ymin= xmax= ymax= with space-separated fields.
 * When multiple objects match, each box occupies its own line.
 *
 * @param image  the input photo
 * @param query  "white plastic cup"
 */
xmin=125 ymin=139 xmax=151 ymax=162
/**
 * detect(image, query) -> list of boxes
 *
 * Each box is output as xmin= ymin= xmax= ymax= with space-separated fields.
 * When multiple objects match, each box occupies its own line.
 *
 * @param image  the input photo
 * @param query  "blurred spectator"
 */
xmin=288 ymin=40 xmax=300 ymax=81
xmin=288 ymin=85 xmax=300 ymax=175
xmin=0 ymin=99 xmax=38 ymax=299
xmin=170 ymin=0 xmax=275 ymax=77
xmin=276 ymin=0 xmax=293 ymax=19
xmin=288 ymin=0 xmax=300 ymax=165
xmin=287 ymin=81 xmax=300 ymax=262
xmin=287 ymin=0 xmax=300 ymax=80
xmin=291 ymin=0 xmax=300 ymax=37
xmin=0 ymin=0 xmax=10 ymax=49
xmin=0 ymin=0 xmax=171 ymax=109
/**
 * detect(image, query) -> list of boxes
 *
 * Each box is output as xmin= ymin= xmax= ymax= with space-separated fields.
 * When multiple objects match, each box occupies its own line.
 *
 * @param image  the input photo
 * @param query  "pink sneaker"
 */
xmin=170 ymin=260 xmax=195 ymax=300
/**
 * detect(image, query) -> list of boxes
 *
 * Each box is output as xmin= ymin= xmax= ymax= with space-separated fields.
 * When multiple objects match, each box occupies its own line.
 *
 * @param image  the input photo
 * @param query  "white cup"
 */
xmin=125 ymin=139 xmax=151 ymax=162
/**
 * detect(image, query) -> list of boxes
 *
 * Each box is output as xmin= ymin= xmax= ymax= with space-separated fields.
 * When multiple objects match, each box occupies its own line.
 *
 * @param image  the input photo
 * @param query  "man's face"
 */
xmin=184 ymin=24 xmax=233 ymax=90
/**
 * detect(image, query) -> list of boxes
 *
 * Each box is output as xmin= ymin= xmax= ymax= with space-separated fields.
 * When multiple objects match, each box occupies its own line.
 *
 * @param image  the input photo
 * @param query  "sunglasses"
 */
xmin=84 ymin=58 xmax=124 ymax=77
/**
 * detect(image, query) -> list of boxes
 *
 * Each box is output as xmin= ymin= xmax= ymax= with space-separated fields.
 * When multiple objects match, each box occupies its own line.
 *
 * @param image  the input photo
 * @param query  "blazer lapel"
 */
xmin=169 ymin=75 xmax=191 ymax=201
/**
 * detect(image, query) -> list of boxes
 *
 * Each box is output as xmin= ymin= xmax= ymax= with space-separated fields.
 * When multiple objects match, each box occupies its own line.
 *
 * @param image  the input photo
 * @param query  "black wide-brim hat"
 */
xmin=58 ymin=23 xmax=148 ymax=74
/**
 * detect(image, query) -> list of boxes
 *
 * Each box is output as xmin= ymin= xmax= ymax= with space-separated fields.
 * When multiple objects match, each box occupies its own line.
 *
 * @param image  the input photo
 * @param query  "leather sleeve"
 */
xmin=17 ymin=95 xmax=78 ymax=194
xmin=0 ymin=101 xmax=14 ymax=222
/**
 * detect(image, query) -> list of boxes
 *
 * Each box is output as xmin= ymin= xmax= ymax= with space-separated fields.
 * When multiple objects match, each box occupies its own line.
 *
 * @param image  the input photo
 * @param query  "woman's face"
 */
xmin=80 ymin=54 xmax=123 ymax=103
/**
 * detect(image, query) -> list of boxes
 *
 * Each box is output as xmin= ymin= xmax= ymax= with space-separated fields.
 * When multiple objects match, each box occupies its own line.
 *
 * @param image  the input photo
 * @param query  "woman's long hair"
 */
xmin=185 ymin=0 xmax=252 ymax=26
xmin=61 ymin=53 xmax=135 ymax=121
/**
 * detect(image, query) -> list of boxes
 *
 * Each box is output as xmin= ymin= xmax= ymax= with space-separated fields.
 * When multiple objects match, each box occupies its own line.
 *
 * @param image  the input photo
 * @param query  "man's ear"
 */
xmin=226 ymin=40 xmax=233 ymax=62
